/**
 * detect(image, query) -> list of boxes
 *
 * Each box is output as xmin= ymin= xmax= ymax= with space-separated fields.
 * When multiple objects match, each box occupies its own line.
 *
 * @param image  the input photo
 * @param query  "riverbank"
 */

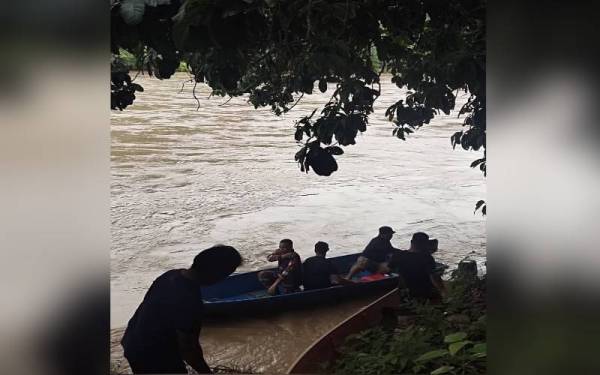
xmin=117 ymin=48 xmax=188 ymax=73
xmin=110 ymin=293 xmax=388 ymax=374
xmin=329 ymin=271 xmax=486 ymax=374
xmin=110 ymin=269 xmax=485 ymax=375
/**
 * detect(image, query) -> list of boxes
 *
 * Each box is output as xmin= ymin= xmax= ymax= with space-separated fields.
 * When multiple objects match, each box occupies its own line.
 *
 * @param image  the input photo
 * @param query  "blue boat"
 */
xmin=201 ymin=253 xmax=448 ymax=317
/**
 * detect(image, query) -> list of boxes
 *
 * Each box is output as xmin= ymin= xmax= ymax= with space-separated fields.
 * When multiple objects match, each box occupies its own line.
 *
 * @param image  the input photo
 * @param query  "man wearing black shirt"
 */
xmin=346 ymin=226 xmax=398 ymax=279
xmin=121 ymin=245 xmax=242 ymax=374
xmin=303 ymin=241 xmax=351 ymax=290
xmin=388 ymin=232 xmax=446 ymax=300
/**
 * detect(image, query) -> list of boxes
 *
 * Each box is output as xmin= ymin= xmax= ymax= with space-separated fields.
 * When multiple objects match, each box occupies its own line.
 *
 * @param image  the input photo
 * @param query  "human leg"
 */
xmin=346 ymin=256 xmax=369 ymax=279
xmin=376 ymin=262 xmax=391 ymax=274
xmin=258 ymin=270 xmax=278 ymax=289
xmin=125 ymin=352 xmax=187 ymax=374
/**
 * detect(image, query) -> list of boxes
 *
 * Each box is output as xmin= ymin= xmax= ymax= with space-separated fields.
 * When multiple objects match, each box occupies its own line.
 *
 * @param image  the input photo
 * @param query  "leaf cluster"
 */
xmin=111 ymin=0 xmax=486 ymax=181
xmin=331 ymin=274 xmax=487 ymax=375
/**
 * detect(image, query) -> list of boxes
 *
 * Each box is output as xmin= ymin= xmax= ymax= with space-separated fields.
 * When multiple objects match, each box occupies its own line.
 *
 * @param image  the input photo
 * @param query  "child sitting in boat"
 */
xmin=303 ymin=241 xmax=354 ymax=290
xmin=259 ymin=239 xmax=303 ymax=295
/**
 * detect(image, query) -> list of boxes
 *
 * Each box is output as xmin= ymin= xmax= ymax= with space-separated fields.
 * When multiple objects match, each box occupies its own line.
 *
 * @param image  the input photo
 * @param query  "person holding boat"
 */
xmin=303 ymin=241 xmax=355 ymax=290
xmin=259 ymin=238 xmax=303 ymax=295
xmin=387 ymin=232 xmax=446 ymax=300
xmin=121 ymin=245 xmax=242 ymax=374
xmin=345 ymin=226 xmax=399 ymax=280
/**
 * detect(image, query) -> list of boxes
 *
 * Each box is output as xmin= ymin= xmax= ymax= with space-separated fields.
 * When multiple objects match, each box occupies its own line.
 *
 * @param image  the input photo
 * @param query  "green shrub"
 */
xmin=331 ymin=275 xmax=486 ymax=374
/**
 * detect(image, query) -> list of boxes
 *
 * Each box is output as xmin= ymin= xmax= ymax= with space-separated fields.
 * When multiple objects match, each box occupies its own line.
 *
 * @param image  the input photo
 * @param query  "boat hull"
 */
xmin=201 ymin=252 xmax=446 ymax=317
xmin=287 ymin=289 xmax=403 ymax=373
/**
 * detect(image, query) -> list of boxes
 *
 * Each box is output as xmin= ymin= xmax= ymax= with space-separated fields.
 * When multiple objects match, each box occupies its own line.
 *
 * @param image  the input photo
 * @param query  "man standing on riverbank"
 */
xmin=121 ymin=245 xmax=242 ymax=374
xmin=388 ymin=232 xmax=446 ymax=300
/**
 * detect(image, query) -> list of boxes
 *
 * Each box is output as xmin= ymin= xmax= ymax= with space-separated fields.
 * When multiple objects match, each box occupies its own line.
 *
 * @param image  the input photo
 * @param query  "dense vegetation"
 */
xmin=331 ymin=271 xmax=486 ymax=374
xmin=111 ymin=0 xmax=485 ymax=212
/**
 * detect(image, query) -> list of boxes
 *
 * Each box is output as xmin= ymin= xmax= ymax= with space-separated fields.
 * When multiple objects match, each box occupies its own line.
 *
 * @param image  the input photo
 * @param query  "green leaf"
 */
xmin=444 ymin=332 xmax=467 ymax=343
xmin=145 ymin=0 xmax=171 ymax=6
xmin=400 ymin=358 xmax=409 ymax=370
xmin=470 ymin=343 xmax=486 ymax=354
xmin=130 ymin=83 xmax=144 ymax=92
xmin=294 ymin=147 xmax=307 ymax=162
xmin=470 ymin=158 xmax=485 ymax=168
xmin=119 ymin=0 xmax=146 ymax=25
xmin=431 ymin=365 xmax=455 ymax=375
xmin=318 ymin=79 xmax=327 ymax=93
xmin=326 ymin=146 xmax=344 ymax=155
xmin=449 ymin=340 xmax=471 ymax=356
xmin=416 ymin=349 xmax=448 ymax=362
xmin=473 ymin=200 xmax=485 ymax=214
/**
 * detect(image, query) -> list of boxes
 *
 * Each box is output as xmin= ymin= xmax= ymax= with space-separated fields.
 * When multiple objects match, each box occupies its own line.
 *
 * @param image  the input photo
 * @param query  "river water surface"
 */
xmin=110 ymin=73 xmax=485 ymax=372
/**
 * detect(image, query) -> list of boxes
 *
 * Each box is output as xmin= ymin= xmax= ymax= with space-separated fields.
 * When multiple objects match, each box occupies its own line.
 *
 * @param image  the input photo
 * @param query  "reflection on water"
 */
xmin=111 ymin=73 xmax=485 ymax=372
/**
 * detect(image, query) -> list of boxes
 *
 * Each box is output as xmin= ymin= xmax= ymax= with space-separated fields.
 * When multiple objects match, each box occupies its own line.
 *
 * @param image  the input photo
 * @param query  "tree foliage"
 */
xmin=111 ymin=0 xmax=486 ymax=209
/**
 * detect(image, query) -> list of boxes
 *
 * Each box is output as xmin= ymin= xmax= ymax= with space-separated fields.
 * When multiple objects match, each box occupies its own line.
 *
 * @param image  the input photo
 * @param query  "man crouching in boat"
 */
xmin=121 ymin=245 xmax=242 ymax=374
xmin=345 ymin=226 xmax=399 ymax=280
xmin=259 ymin=238 xmax=302 ymax=295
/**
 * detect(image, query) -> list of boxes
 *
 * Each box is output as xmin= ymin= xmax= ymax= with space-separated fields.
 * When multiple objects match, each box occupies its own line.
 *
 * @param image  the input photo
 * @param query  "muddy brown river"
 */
xmin=111 ymin=73 xmax=485 ymax=373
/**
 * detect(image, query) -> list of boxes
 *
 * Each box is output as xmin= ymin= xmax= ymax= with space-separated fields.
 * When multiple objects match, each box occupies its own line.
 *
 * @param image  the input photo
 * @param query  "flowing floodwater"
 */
xmin=110 ymin=73 xmax=485 ymax=372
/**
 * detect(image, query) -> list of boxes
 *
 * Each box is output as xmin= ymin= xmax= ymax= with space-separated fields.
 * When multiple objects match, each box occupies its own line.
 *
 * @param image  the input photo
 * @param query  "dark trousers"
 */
xmin=125 ymin=352 xmax=188 ymax=374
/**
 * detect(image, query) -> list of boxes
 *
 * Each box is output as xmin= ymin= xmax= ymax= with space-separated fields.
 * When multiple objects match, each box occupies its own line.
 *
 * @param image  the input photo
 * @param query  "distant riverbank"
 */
xmin=117 ymin=48 xmax=188 ymax=73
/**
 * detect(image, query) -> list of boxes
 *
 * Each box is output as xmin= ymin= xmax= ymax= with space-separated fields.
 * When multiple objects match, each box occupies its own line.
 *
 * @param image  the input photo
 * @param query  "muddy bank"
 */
xmin=111 ymin=293 xmax=386 ymax=374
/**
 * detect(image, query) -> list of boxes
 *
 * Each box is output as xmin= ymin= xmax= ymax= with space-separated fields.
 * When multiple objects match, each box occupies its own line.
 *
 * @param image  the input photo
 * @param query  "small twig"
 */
xmin=378 ymin=61 xmax=387 ymax=77
xmin=179 ymin=78 xmax=193 ymax=94
xmin=192 ymin=81 xmax=200 ymax=110
xmin=327 ymin=83 xmax=341 ymax=105
xmin=305 ymin=0 xmax=312 ymax=40
xmin=287 ymin=92 xmax=305 ymax=112
xmin=219 ymin=96 xmax=234 ymax=106
xmin=344 ymin=0 xmax=350 ymax=24
xmin=131 ymin=70 xmax=141 ymax=82
xmin=131 ymin=51 xmax=145 ymax=82
xmin=248 ymin=49 xmax=272 ymax=67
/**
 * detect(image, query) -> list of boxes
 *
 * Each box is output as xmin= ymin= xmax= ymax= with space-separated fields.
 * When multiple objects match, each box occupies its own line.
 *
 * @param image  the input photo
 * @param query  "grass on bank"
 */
xmin=328 ymin=271 xmax=486 ymax=375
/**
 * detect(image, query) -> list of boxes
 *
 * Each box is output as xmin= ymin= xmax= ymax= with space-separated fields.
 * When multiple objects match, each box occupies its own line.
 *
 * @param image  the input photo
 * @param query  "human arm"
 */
xmin=426 ymin=255 xmax=446 ymax=298
xmin=430 ymin=274 xmax=446 ymax=298
xmin=176 ymin=330 xmax=212 ymax=374
xmin=385 ymin=251 xmax=403 ymax=273
xmin=266 ymin=250 xmax=295 ymax=262
xmin=331 ymin=274 xmax=355 ymax=285
xmin=266 ymin=251 xmax=282 ymax=262
xmin=268 ymin=255 xmax=299 ymax=294
xmin=329 ymin=262 xmax=354 ymax=285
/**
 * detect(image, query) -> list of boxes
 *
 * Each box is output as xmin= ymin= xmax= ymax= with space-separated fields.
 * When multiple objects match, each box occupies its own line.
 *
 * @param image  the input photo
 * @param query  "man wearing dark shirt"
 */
xmin=388 ymin=232 xmax=445 ymax=300
xmin=303 ymin=241 xmax=351 ymax=290
xmin=346 ymin=226 xmax=398 ymax=279
xmin=121 ymin=245 xmax=242 ymax=374
xmin=258 ymin=239 xmax=302 ymax=295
